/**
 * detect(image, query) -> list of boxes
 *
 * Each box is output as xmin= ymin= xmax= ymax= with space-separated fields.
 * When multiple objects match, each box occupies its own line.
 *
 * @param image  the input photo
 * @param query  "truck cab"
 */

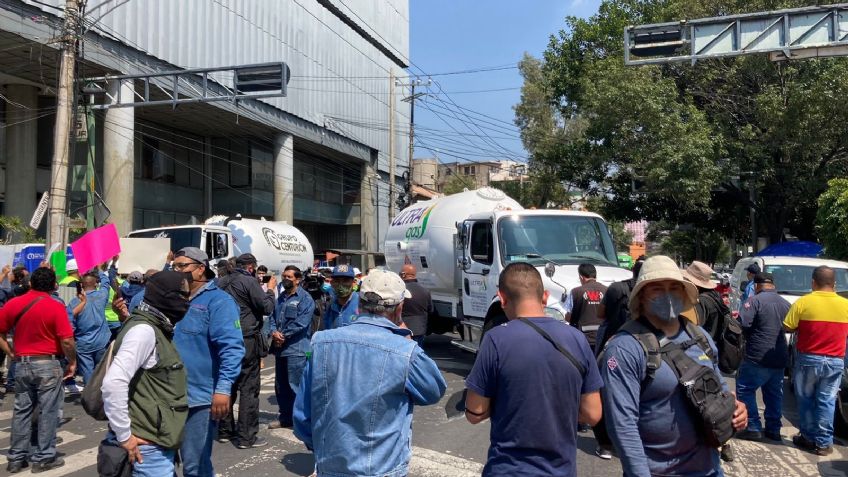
xmin=454 ymin=209 xmax=631 ymax=352
xmin=127 ymin=225 xmax=232 ymax=263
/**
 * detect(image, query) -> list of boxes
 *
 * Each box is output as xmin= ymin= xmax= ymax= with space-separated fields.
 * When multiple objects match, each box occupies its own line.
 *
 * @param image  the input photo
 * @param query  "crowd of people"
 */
xmin=0 ymin=247 xmax=845 ymax=477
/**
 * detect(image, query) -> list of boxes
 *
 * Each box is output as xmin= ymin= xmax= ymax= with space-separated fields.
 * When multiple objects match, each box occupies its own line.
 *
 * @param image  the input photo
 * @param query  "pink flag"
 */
xmin=70 ymin=224 xmax=122 ymax=274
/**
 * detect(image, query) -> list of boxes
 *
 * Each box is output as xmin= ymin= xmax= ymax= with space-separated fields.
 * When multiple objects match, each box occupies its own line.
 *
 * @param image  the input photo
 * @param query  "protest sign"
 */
xmin=118 ymin=237 xmax=170 ymax=274
xmin=70 ymin=224 xmax=121 ymax=273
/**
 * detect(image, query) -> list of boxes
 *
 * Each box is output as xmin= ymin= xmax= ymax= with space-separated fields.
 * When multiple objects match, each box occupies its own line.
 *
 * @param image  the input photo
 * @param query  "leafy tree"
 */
xmin=442 ymin=173 xmax=474 ymax=195
xmin=816 ymin=178 xmax=848 ymax=260
xmin=608 ymin=221 xmax=634 ymax=252
xmin=0 ymin=215 xmax=41 ymax=243
xmin=526 ymin=0 xmax=848 ymax=245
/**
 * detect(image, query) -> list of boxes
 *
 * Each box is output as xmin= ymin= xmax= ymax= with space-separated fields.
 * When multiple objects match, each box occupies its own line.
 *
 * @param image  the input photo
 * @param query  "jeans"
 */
xmin=9 ymin=359 xmax=64 ymax=464
xmin=132 ymin=444 xmax=175 ymax=476
xmin=275 ymin=354 xmax=306 ymax=425
xmin=219 ymin=336 xmax=260 ymax=444
xmin=76 ymin=345 xmax=108 ymax=385
xmin=736 ymin=359 xmax=784 ymax=433
xmin=181 ymin=406 xmax=217 ymax=477
xmin=794 ymin=353 xmax=844 ymax=448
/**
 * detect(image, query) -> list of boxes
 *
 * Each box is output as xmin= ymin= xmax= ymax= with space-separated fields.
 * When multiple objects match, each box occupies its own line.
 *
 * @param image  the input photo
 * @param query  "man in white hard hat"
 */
xmin=58 ymin=259 xmax=80 ymax=287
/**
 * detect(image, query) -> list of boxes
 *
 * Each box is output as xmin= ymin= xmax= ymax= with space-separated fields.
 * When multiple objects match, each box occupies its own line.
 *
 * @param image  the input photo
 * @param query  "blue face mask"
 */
xmin=647 ymin=291 xmax=685 ymax=322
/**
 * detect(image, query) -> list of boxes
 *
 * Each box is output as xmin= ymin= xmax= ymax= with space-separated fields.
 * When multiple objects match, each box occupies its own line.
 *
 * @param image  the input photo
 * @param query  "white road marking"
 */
xmin=0 ymin=430 xmax=88 ymax=464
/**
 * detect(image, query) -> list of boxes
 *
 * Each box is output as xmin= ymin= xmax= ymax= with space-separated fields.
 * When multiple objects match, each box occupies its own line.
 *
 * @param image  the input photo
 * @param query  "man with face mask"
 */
xmin=600 ymin=255 xmax=747 ymax=477
xmin=269 ymin=265 xmax=315 ymax=430
xmin=101 ymin=271 xmax=190 ymax=475
xmin=321 ymin=264 xmax=359 ymax=330
xmin=217 ymin=253 xmax=276 ymax=449
xmin=171 ymin=247 xmax=244 ymax=477
xmin=293 ymin=270 xmax=446 ymax=477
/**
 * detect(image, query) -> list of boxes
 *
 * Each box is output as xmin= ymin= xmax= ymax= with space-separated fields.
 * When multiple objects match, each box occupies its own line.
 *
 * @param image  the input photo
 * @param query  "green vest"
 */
xmin=105 ymin=278 xmax=123 ymax=324
xmin=113 ymin=310 xmax=188 ymax=449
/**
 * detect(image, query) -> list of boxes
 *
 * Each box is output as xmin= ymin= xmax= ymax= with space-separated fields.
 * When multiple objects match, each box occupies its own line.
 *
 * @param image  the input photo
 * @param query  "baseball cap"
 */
xmin=359 ymin=269 xmax=411 ymax=306
xmin=66 ymin=259 xmax=78 ymax=272
xmin=175 ymin=247 xmax=216 ymax=279
xmin=746 ymin=263 xmax=761 ymax=274
xmin=754 ymin=272 xmax=774 ymax=284
xmin=236 ymin=253 xmax=258 ymax=266
xmin=332 ymin=264 xmax=355 ymax=278
xmin=127 ymin=271 xmax=144 ymax=284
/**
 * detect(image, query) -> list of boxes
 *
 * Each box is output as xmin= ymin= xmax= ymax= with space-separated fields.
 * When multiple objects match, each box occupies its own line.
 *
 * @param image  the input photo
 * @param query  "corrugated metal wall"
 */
xmin=25 ymin=0 xmax=410 ymax=172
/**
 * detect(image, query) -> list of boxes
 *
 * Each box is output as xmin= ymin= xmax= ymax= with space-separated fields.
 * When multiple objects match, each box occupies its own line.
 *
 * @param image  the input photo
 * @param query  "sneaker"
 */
xmin=267 ymin=421 xmax=293 ymax=430
xmin=736 ymin=429 xmax=763 ymax=441
xmin=792 ymin=433 xmax=816 ymax=451
xmin=216 ymin=436 xmax=231 ymax=443
xmin=237 ymin=436 xmax=268 ymax=449
xmin=64 ymin=383 xmax=82 ymax=395
xmin=594 ymin=446 xmax=613 ymax=460
xmin=720 ymin=444 xmax=734 ymax=463
xmin=764 ymin=431 xmax=782 ymax=442
xmin=6 ymin=460 xmax=28 ymax=473
xmin=31 ymin=458 xmax=65 ymax=473
xmin=814 ymin=445 xmax=834 ymax=456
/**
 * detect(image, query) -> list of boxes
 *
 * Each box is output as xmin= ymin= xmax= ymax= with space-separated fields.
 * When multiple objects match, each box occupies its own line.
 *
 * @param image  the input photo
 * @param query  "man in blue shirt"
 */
xmin=269 ymin=265 xmax=315 ymax=429
xmin=601 ymin=255 xmax=748 ymax=477
xmin=322 ymin=264 xmax=359 ymax=330
xmin=66 ymin=270 xmax=112 ymax=384
xmin=464 ymin=262 xmax=603 ymax=476
xmin=736 ymin=272 xmax=791 ymax=442
xmin=740 ymin=262 xmax=760 ymax=309
xmin=172 ymin=247 xmax=245 ymax=477
xmin=294 ymin=269 xmax=446 ymax=477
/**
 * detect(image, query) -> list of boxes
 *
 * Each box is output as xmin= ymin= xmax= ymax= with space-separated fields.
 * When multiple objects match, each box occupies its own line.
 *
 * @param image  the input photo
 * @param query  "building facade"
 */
xmin=0 ymin=0 xmax=410 ymax=257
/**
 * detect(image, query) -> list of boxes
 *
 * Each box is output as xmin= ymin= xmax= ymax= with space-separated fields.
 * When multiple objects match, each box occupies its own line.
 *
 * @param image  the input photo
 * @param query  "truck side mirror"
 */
xmin=544 ymin=262 xmax=555 ymax=278
xmin=458 ymin=257 xmax=470 ymax=270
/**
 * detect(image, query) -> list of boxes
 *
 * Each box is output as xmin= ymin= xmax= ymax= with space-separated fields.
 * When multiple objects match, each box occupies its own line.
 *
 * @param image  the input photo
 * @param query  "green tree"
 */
xmin=0 ymin=215 xmax=41 ymax=243
xmin=530 ymin=0 xmax=848 ymax=244
xmin=816 ymin=178 xmax=848 ymax=260
xmin=608 ymin=221 xmax=634 ymax=251
xmin=442 ymin=173 xmax=473 ymax=195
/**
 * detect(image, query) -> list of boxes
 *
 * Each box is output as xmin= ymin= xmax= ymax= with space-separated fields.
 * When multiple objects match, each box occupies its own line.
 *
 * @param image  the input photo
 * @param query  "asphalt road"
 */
xmin=0 ymin=333 xmax=846 ymax=476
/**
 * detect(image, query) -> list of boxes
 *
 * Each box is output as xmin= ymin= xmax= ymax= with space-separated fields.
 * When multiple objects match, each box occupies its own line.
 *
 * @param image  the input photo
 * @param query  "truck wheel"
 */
xmin=835 ymin=391 xmax=848 ymax=438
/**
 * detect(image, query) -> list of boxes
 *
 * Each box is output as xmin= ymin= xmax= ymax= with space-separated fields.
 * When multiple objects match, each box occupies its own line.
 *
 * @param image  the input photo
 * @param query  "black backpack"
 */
xmin=698 ymin=292 xmax=744 ymax=374
xmin=619 ymin=317 xmax=737 ymax=447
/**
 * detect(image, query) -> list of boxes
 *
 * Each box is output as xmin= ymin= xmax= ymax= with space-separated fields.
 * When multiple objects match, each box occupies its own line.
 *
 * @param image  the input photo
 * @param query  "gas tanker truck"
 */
xmin=384 ymin=187 xmax=631 ymax=353
xmin=127 ymin=216 xmax=313 ymax=274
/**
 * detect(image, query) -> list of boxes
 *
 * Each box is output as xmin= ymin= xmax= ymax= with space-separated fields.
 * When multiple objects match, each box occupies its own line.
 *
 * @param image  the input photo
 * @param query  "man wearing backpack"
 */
xmin=601 ymin=255 xmax=747 ymax=477
xmin=735 ymin=272 xmax=790 ymax=443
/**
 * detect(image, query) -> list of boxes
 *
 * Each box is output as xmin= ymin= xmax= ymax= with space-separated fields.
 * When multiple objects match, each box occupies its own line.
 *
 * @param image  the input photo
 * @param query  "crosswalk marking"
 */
xmin=0 ymin=430 xmax=88 ymax=464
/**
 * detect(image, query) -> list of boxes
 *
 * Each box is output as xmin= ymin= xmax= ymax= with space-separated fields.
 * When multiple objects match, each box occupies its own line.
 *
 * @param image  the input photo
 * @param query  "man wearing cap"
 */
xmin=171 ymin=247 xmax=245 ymax=476
xmin=321 ymin=264 xmax=359 ymax=330
xmin=294 ymin=269 xmax=446 ymax=477
xmin=269 ymin=265 xmax=315 ymax=430
xmin=740 ymin=263 xmax=761 ymax=309
xmin=217 ymin=253 xmax=276 ymax=449
xmin=601 ymin=255 xmax=747 ymax=477
xmin=58 ymin=259 xmax=80 ymax=287
xmin=120 ymin=271 xmax=145 ymax=308
xmin=735 ymin=272 xmax=790 ymax=443
xmin=464 ymin=263 xmax=603 ymax=476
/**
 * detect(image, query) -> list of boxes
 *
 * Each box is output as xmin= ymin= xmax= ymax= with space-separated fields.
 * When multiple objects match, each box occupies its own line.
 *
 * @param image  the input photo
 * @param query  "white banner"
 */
xmin=29 ymin=192 xmax=49 ymax=229
xmin=118 ymin=238 xmax=171 ymax=274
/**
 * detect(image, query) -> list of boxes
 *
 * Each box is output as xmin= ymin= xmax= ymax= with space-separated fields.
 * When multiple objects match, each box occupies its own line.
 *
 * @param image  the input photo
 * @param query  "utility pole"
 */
xmin=48 ymin=0 xmax=82 ymax=248
xmin=388 ymin=70 xmax=396 ymax=221
xmin=398 ymin=77 xmax=430 ymax=209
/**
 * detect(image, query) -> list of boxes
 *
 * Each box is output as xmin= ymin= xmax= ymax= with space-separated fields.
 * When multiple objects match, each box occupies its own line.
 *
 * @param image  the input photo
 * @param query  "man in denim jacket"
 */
xmin=172 ymin=247 xmax=244 ymax=477
xmin=294 ymin=269 xmax=447 ymax=477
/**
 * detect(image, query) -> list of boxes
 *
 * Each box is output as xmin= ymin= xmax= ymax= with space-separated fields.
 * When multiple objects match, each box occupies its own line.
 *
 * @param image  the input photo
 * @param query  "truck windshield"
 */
xmin=128 ymin=227 xmax=202 ymax=254
xmin=764 ymin=265 xmax=848 ymax=295
xmin=497 ymin=215 xmax=618 ymax=267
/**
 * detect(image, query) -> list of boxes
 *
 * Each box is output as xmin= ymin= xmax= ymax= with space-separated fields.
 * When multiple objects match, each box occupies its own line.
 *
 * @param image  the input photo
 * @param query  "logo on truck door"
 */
xmin=391 ymin=205 xmax=436 ymax=240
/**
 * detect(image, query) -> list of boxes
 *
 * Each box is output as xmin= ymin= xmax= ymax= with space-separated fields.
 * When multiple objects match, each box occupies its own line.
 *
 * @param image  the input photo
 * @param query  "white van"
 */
xmin=729 ymin=256 xmax=848 ymax=311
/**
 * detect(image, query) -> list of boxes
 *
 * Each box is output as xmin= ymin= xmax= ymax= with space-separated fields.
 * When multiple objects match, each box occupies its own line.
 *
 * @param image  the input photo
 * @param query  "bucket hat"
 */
xmin=681 ymin=261 xmax=717 ymax=289
xmin=629 ymin=255 xmax=699 ymax=317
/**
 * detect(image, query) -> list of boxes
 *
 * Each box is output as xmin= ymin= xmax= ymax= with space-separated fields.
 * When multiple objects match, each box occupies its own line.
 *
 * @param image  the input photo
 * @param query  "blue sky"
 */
xmin=408 ymin=0 xmax=602 ymax=163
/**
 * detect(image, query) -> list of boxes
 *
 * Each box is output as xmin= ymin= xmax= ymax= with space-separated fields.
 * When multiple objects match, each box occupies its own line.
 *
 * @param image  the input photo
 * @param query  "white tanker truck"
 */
xmin=384 ymin=188 xmax=631 ymax=352
xmin=127 ymin=216 xmax=313 ymax=274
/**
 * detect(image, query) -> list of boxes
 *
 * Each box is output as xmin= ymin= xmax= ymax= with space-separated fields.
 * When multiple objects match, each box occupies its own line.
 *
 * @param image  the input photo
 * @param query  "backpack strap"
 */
xmin=618 ymin=318 xmax=662 ymax=380
xmin=683 ymin=319 xmax=715 ymax=362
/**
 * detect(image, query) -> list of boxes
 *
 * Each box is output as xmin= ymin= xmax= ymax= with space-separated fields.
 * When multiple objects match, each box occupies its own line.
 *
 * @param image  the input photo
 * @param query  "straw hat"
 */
xmin=681 ymin=261 xmax=717 ymax=289
xmin=628 ymin=255 xmax=699 ymax=317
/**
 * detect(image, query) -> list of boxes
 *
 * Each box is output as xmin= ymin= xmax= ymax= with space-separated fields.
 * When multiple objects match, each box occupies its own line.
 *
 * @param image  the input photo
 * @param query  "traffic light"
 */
xmin=627 ymin=26 xmax=686 ymax=58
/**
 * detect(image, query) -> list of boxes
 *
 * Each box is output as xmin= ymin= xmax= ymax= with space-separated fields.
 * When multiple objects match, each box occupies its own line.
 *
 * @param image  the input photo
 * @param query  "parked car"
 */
xmin=730 ymin=255 xmax=848 ymax=434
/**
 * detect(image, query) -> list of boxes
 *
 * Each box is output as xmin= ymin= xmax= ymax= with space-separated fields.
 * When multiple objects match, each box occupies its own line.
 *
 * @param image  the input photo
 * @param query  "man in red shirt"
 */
xmin=0 ymin=267 xmax=76 ymax=473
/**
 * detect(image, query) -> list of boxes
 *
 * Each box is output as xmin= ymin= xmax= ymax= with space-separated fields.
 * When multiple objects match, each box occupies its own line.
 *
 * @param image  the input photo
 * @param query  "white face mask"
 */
xmin=647 ymin=292 xmax=685 ymax=322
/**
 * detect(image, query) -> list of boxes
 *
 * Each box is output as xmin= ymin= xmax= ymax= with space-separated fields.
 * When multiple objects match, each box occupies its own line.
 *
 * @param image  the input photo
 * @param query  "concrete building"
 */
xmin=415 ymin=159 xmax=526 ymax=193
xmin=0 ymin=0 xmax=410 ymax=257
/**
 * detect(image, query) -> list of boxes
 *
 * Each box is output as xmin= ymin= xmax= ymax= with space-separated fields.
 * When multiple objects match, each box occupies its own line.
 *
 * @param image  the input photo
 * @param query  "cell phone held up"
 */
xmin=75 ymin=281 xmax=83 ymax=296
xmin=262 ymin=275 xmax=272 ymax=284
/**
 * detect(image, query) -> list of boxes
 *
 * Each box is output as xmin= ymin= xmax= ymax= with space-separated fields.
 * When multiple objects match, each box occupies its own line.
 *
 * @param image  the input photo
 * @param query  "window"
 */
xmin=140 ymin=138 xmax=175 ymax=183
xmin=206 ymin=232 xmax=229 ymax=259
xmin=463 ymin=166 xmax=476 ymax=176
xmin=470 ymin=222 xmax=493 ymax=265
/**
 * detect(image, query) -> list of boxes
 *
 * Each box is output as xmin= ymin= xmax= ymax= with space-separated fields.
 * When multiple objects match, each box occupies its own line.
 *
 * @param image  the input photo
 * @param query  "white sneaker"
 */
xmin=64 ymin=383 xmax=82 ymax=395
